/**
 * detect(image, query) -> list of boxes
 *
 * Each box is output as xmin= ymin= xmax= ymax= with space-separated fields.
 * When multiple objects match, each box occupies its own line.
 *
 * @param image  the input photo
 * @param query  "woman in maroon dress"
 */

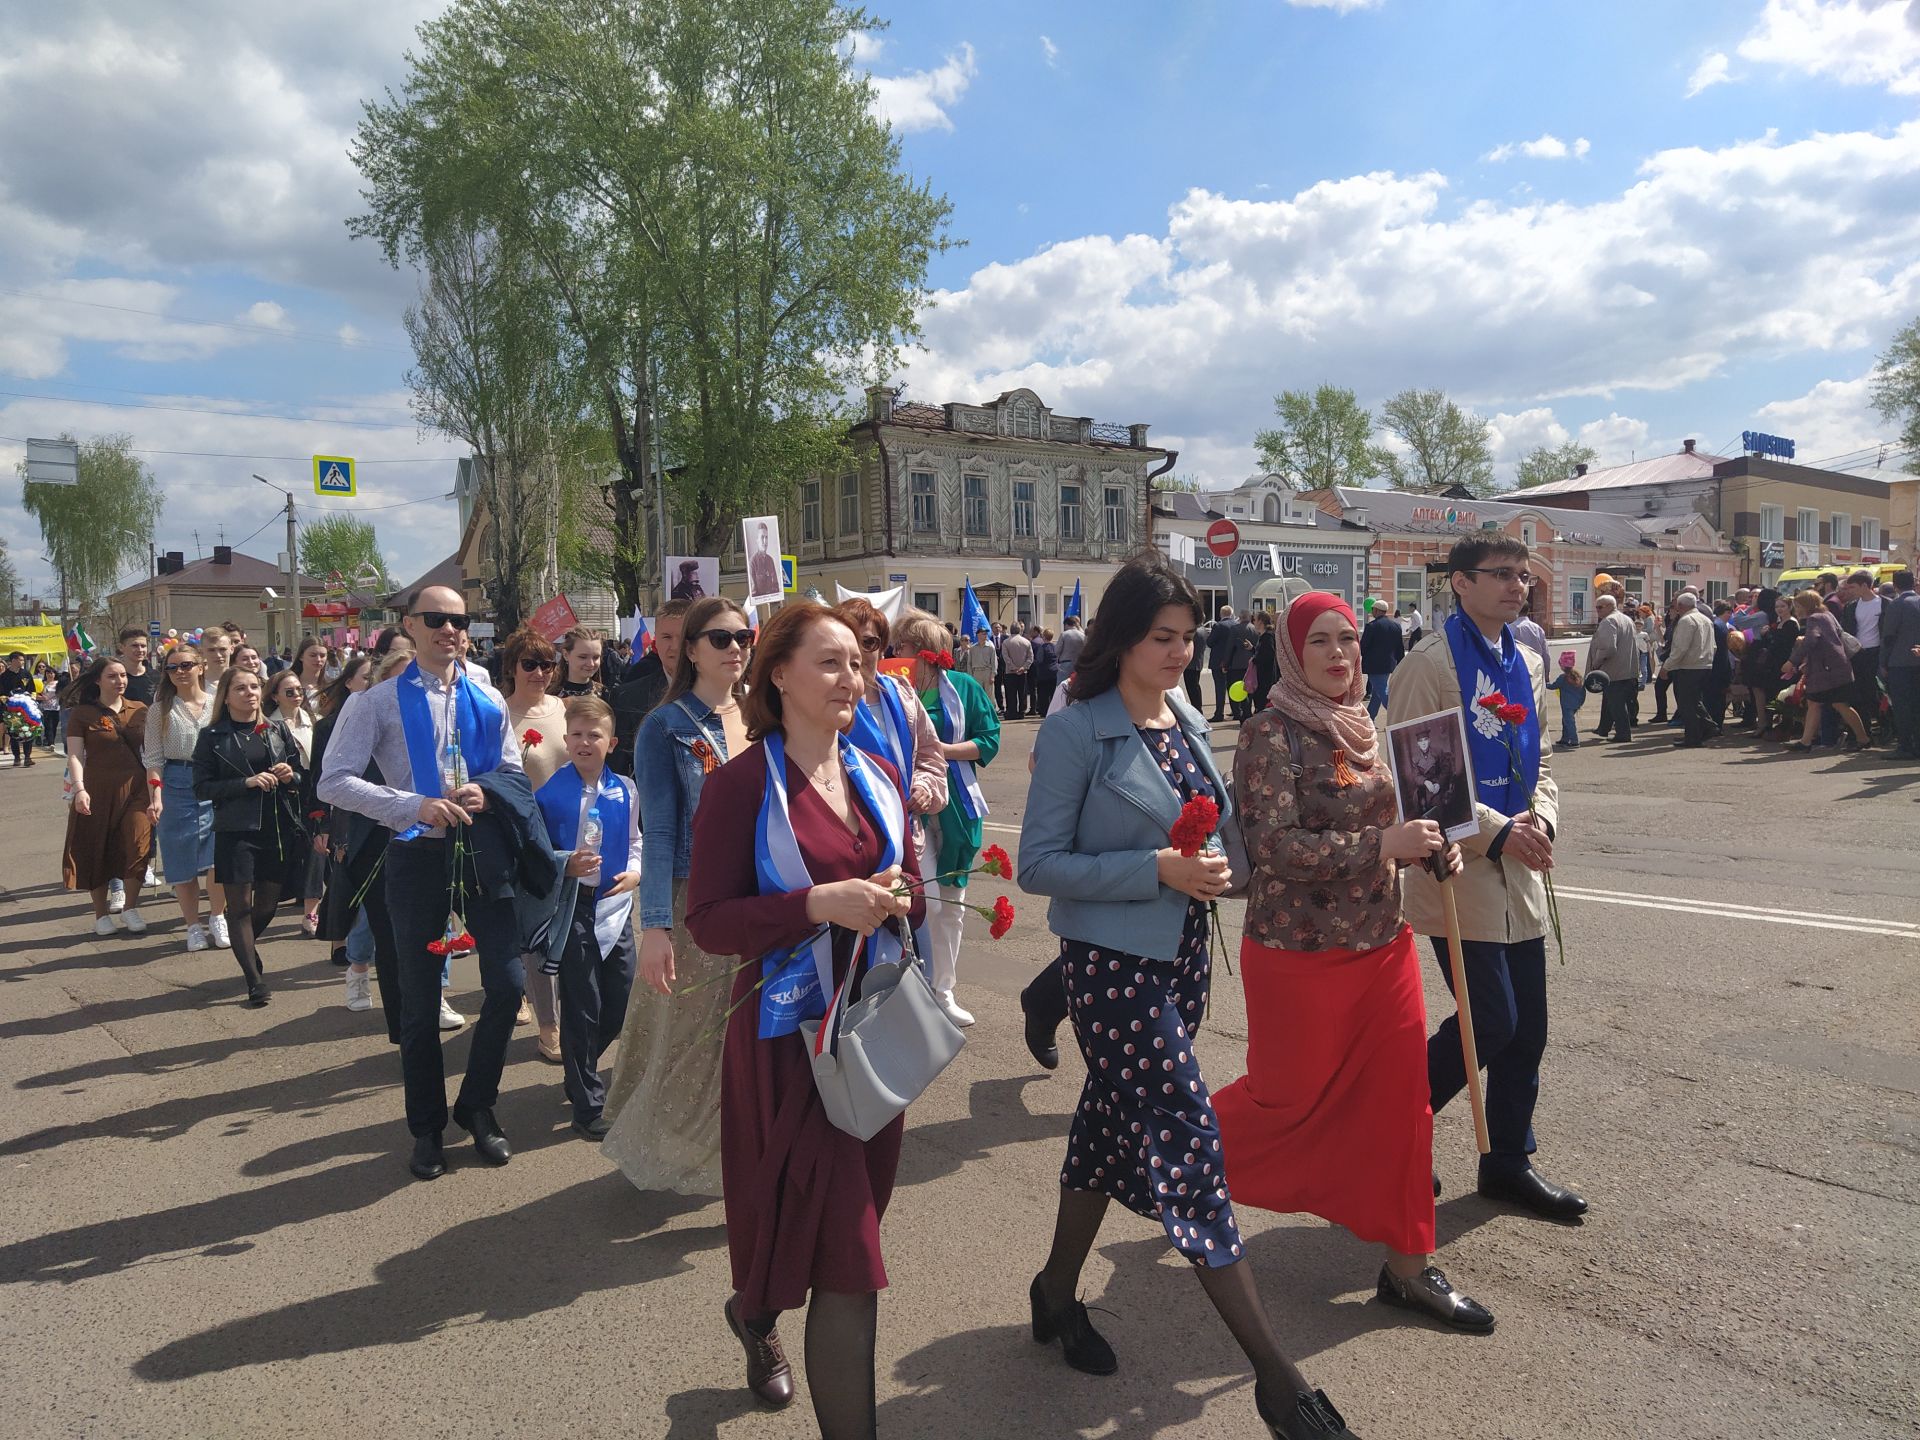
xmin=685 ymin=601 xmax=922 ymax=1439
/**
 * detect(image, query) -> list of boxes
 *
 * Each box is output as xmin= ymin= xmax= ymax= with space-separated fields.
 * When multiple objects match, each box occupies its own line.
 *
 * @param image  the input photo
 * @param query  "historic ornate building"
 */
xmin=720 ymin=387 xmax=1172 ymax=628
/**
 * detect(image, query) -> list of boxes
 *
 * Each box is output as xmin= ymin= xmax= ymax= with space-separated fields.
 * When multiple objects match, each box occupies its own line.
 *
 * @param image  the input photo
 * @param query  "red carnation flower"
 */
xmin=521 ymin=728 xmax=543 ymax=748
xmin=938 ymin=649 xmax=955 ymax=669
xmin=1476 ymin=693 xmax=1507 ymax=711
xmin=979 ymin=843 xmax=1012 ymax=879
xmin=253 ymin=720 xmax=269 ymax=735
xmin=452 ymin=931 xmax=476 ymax=950
xmin=917 ymin=648 xmax=951 ymax=669
xmin=425 ymin=937 xmax=450 ymax=956
xmin=1497 ymin=702 xmax=1529 ymax=725
xmin=1169 ymin=795 xmax=1220 ymax=858
xmin=988 ymin=893 xmax=1016 ymax=939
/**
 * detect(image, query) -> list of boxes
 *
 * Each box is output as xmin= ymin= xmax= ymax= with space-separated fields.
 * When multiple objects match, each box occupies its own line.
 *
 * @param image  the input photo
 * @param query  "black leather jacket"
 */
xmin=191 ymin=715 xmax=306 ymax=834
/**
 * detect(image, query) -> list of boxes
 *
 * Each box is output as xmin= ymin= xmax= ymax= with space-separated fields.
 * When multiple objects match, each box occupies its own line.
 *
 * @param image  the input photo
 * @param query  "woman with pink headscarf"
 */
xmin=1213 ymin=591 xmax=1496 ymax=1334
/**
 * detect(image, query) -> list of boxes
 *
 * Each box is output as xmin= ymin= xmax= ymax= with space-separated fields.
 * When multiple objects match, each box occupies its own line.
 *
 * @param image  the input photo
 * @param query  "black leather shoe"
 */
xmin=246 ymin=984 xmax=270 ymax=1008
xmin=1432 ymin=1170 xmax=1441 ymax=1198
xmin=1256 ymin=1382 xmax=1355 ymax=1437
xmin=724 ymin=1295 xmax=795 ymax=1408
xmin=1021 ymin=991 xmax=1060 ymax=1071
xmin=1478 ymin=1166 xmax=1587 ymax=1222
xmin=1376 ymin=1263 xmax=1495 ymax=1332
xmin=1029 ymin=1274 xmax=1117 ymax=1376
xmin=453 ymin=1105 xmax=512 ymax=1166
xmin=409 ymin=1133 xmax=446 ymax=1181
xmin=572 ymin=1113 xmax=611 ymax=1140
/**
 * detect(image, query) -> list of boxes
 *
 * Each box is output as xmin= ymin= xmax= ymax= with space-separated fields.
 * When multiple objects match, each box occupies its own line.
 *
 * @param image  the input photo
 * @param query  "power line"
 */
xmin=0 ymin=388 xmax=424 ymax=430
xmin=0 ymin=374 xmax=417 ymax=422
xmin=0 ymin=286 xmax=412 ymax=354
xmin=0 ymin=435 xmax=454 ymax=466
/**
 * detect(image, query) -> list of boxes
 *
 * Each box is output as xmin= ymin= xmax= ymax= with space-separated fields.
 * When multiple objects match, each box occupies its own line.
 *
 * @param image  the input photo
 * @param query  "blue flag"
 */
xmin=1065 ymin=578 xmax=1082 ymax=620
xmin=961 ymin=576 xmax=990 ymax=640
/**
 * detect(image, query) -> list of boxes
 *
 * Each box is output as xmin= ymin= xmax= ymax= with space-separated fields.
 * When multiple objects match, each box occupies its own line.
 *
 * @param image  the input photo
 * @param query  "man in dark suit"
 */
xmin=1208 ymin=606 xmax=1250 ymax=722
xmin=1360 ymin=603 xmax=1406 ymax=717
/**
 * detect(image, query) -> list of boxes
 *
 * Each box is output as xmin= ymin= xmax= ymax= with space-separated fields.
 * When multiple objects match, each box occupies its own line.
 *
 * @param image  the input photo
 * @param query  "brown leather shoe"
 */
xmin=724 ymin=1295 xmax=794 ymax=1408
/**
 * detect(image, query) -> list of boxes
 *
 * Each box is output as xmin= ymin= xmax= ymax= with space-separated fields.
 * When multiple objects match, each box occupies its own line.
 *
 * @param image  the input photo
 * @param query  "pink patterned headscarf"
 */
xmin=1268 ymin=592 xmax=1377 ymax=769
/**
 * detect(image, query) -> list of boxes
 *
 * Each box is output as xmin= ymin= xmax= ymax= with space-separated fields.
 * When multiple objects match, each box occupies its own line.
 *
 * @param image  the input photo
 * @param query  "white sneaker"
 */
xmin=344 ymin=968 xmax=373 ymax=1012
xmin=936 ymin=992 xmax=976 ymax=1028
xmin=438 ymin=997 xmax=466 ymax=1030
xmin=144 ymin=865 xmax=157 ymax=890
xmin=93 ymin=914 xmax=116 ymax=937
xmin=207 ymin=912 xmax=231 ymax=948
xmin=108 ymin=880 xmax=126 ymax=914
xmin=121 ymin=908 xmax=147 ymax=935
xmin=185 ymin=923 xmax=210 ymax=953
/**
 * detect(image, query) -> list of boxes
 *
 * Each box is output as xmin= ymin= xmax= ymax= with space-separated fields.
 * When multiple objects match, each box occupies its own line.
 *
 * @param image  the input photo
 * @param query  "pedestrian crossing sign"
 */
xmin=312 ymin=455 xmax=356 ymax=497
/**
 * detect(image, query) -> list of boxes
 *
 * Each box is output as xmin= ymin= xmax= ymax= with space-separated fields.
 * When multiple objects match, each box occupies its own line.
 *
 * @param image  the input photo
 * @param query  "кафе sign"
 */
xmin=1185 ymin=541 xmax=1363 ymax=608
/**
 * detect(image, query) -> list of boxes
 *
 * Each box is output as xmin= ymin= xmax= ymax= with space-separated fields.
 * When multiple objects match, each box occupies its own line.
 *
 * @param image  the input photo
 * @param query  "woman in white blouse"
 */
xmin=143 ymin=644 xmax=228 ymax=953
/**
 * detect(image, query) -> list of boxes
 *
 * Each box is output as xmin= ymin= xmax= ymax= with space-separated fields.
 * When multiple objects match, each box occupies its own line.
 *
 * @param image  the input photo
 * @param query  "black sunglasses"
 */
xmin=701 ymin=628 xmax=755 ymax=651
xmin=165 ymin=661 xmax=201 ymax=672
xmin=858 ymin=634 xmax=884 ymax=652
xmin=414 ymin=611 xmax=471 ymax=631
xmin=518 ymin=657 xmax=556 ymax=672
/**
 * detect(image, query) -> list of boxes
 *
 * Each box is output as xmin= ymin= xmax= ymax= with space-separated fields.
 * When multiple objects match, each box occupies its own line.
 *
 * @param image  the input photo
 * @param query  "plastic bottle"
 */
xmin=582 ymin=805 xmax=603 ymax=856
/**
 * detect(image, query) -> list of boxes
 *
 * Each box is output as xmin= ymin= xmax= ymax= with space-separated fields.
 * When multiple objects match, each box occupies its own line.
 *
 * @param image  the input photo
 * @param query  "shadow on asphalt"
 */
xmin=132 ymin=1175 xmax=722 ymax=1382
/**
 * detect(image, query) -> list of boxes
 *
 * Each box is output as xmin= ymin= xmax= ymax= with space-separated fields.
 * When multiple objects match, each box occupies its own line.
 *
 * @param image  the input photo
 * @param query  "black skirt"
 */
xmin=214 ymin=803 xmax=306 ymax=889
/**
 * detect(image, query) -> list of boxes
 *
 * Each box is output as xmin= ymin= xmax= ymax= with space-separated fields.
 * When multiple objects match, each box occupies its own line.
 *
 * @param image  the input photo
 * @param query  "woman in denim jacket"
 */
xmin=1019 ymin=553 xmax=1355 ymax=1440
xmin=601 ymin=595 xmax=753 ymax=1195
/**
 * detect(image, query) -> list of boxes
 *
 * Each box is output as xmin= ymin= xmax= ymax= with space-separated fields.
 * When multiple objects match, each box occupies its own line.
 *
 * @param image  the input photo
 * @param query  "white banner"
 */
xmin=838 ymin=581 xmax=905 ymax=624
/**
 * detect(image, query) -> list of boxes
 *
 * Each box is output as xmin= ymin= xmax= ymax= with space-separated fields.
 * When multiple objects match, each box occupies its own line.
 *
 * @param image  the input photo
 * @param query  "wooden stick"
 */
xmin=1440 ymin=877 xmax=1492 ymax=1155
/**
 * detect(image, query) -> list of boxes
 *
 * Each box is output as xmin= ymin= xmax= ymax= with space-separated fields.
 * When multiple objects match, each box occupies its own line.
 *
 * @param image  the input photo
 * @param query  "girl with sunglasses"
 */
xmin=142 ymin=643 xmax=228 ymax=952
xmin=500 ymin=625 xmax=571 ymax=1056
xmin=602 ymin=595 xmax=752 ymax=1196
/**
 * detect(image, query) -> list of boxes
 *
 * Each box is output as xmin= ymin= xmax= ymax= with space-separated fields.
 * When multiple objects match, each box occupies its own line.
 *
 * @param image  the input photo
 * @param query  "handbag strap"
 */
xmin=811 ymin=931 xmax=867 ymax=1061
xmin=672 ymin=696 xmax=726 ymax=754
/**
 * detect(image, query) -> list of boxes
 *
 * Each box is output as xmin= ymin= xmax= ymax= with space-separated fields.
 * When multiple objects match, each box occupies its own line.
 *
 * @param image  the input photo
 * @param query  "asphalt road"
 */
xmin=2 ymin=687 xmax=1916 ymax=1440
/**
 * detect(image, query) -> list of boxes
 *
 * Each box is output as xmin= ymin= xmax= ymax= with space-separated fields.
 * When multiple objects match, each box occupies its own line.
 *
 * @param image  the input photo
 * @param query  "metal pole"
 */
xmin=650 ymin=354 xmax=669 ymax=615
xmin=286 ymin=491 xmax=300 ymax=652
xmin=148 ymin=541 xmax=156 ymax=627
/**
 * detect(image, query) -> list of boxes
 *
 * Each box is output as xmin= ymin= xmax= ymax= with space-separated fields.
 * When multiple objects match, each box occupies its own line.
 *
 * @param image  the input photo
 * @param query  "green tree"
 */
xmin=0 ymin=534 xmax=20 ymax=621
xmin=351 ymin=0 xmax=954 ymax=613
xmin=1253 ymin=385 xmax=1395 ymax=491
xmin=1513 ymin=440 xmax=1599 ymax=490
xmin=1869 ymin=316 xmax=1920 ymax=473
xmin=300 ymin=513 xmax=391 ymax=593
xmin=17 ymin=434 xmax=162 ymax=617
xmin=1377 ymin=388 xmax=1496 ymax=496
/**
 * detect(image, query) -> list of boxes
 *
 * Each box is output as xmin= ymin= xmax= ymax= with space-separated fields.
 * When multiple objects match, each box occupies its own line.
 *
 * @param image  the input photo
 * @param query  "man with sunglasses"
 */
xmin=1385 ymin=535 xmax=1585 ymax=1224
xmin=319 ymin=585 xmax=530 ymax=1181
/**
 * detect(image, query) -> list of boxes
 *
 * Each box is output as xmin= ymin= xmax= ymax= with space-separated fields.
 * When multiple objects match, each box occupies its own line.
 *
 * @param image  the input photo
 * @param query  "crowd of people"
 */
xmin=20 ymin=540 xmax=1918 ymax=1440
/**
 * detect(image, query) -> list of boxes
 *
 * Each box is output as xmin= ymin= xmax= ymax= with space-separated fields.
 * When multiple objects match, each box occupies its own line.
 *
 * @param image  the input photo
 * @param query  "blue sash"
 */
xmin=536 ymin=764 xmax=633 ymax=900
xmin=753 ymin=731 xmax=906 ymax=1039
xmin=935 ymin=670 xmax=988 ymax=821
xmin=394 ymin=661 xmax=504 ymax=841
xmin=847 ymin=672 xmax=914 ymax=780
xmin=1445 ymin=611 xmax=1540 ymax=818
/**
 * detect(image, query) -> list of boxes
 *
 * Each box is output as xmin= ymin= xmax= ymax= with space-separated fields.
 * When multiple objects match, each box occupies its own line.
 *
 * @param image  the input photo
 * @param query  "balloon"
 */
xmin=1361 ymin=596 xmax=1375 ymax=615
xmin=1593 ymin=572 xmax=1615 ymax=589
xmin=1228 ymin=680 xmax=1248 ymax=702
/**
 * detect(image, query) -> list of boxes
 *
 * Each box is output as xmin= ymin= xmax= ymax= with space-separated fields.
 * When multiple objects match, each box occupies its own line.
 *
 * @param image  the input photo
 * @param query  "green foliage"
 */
xmin=0 ymin=534 xmax=19 ymax=611
xmin=300 ymin=514 xmax=390 ymax=592
xmin=1513 ymin=440 xmax=1599 ymax=490
xmin=17 ymin=434 xmax=162 ymax=614
xmin=351 ymin=0 xmax=954 ymax=612
xmin=1378 ymin=389 xmax=1495 ymax=496
xmin=1869 ymin=317 xmax=1920 ymax=474
xmin=1253 ymin=386 xmax=1395 ymax=491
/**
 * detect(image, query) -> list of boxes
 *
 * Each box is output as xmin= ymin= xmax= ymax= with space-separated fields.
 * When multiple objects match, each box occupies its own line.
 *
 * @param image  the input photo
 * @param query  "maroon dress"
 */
xmin=685 ymin=740 xmax=924 ymax=1314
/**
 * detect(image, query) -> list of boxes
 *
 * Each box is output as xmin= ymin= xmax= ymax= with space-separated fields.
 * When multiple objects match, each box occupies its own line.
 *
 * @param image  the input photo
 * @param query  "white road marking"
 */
xmin=1553 ymin=886 xmax=1917 ymax=938
xmin=983 ymin=822 xmax=1022 ymax=836
xmin=1552 ymin=885 xmax=1919 ymax=931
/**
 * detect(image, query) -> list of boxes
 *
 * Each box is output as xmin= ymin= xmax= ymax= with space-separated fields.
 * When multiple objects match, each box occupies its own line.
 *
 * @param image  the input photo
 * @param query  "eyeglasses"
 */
xmin=1462 ymin=567 xmax=1536 ymax=588
xmin=414 ymin=611 xmax=471 ymax=631
xmin=518 ymin=657 xmax=556 ymax=673
xmin=165 ymin=661 xmax=200 ymax=673
xmin=858 ymin=634 xmax=884 ymax=653
xmin=701 ymin=628 xmax=755 ymax=651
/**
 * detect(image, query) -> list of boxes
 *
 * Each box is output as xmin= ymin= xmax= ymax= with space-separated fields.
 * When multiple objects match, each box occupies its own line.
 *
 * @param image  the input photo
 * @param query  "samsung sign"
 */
xmin=1742 ymin=431 xmax=1796 ymax=460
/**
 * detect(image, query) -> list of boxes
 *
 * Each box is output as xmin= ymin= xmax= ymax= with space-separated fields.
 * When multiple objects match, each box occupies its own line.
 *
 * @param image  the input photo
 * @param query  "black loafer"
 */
xmin=1256 ymin=1382 xmax=1355 ymax=1437
xmin=1376 ymin=1263 xmax=1495 ymax=1333
xmin=572 ymin=1113 xmax=611 ymax=1140
xmin=1478 ymin=1166 xmax=1587 ymax=1222
xmin=453 ymin=1104 xmax=512 ymax=1166
xmin=1029 ymin=1274 xmax=1117 ymax=1375
xmin=409 ymin=1132 xmax=446 ymax=1181
xmin=1021 ymin=992 xmax=1060 ymax=1071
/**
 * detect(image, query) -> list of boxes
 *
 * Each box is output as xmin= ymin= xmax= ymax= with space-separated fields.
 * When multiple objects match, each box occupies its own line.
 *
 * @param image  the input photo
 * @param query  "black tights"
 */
xmin=743 ymin=1291 xmax=877 ymax=1440
xmin=223 ymin=880 xmax=282 ymax=988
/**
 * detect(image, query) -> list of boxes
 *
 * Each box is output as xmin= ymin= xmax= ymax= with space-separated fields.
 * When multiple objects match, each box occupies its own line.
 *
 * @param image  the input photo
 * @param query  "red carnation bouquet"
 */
xmin=1170 ymin=796 xmax=1232 ymax=970
xmin=521 ymin=728 xmax=543 ymax=749
xmin=917 ymin=648 xmax=956 ymax=670
xmin=1474 ymin=692 xmax=1564 ymax=964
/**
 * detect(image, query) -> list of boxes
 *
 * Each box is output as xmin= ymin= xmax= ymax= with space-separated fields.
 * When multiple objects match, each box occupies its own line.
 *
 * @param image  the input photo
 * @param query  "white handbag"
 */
xmin=798 ymin=924 xmax=967 ymax=1142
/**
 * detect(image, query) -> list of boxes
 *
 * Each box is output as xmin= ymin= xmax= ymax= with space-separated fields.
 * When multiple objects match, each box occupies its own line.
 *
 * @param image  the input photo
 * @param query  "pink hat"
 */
xmin=1558 ymin=650 xmax=1576 ymax=669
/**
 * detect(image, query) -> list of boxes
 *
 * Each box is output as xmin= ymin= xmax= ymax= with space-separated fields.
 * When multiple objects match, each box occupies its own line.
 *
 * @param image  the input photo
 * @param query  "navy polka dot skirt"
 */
xmin=1057 ymin=724 xmax=1243 ymax=1268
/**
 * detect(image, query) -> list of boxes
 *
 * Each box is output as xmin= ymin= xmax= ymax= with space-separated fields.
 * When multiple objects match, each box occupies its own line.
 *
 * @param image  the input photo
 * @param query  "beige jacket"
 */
xmin=1665 ymin=609 xmax=1713 ymax=671
xmin=1384 ymin=628 xmax=1560 ymax=945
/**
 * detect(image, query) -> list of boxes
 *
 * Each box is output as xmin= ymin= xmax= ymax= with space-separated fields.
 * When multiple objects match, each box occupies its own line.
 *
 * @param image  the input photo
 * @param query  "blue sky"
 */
xmin=3 ymin=0 xmax=1918 ymax=599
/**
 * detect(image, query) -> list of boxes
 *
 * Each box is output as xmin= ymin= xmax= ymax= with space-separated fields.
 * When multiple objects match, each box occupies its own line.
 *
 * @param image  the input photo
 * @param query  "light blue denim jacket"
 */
xmin=634 ymin=693 xmax=733 ymax=931
xmin=1018 ymin=686 xmax=1230 ymax=963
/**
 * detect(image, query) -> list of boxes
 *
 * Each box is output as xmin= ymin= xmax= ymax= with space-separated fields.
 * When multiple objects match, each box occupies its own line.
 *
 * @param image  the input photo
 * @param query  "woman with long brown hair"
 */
xmin=500 ymin=625 xmax=570 ymax=1054
xmin=551 ymin=627 xmax=605 ymax=701
xmin=142 ymin=642 xmax=227 ymax=952
xmin=62 ymin=657 xmax=155 ymax=935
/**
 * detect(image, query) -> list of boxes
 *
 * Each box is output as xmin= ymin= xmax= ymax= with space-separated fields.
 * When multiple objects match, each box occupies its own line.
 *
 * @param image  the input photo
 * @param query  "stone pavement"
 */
xmin=2 ymin=721 xmax=1916 ymax=1439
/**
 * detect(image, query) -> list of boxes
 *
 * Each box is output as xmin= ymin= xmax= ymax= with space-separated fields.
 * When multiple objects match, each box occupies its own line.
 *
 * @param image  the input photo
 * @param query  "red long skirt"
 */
xmin=1212 ymin=924 xmax=1435 ymax=1255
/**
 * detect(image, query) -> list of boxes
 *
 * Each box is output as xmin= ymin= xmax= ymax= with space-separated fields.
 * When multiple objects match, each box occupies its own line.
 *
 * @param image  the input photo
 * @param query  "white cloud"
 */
xmin=1485 ymin=133 xmax=1591 ymax=162
xmin=1576 ymin=413 xmax=1652 ymax=463
xmin=848 ymin=30 xmax=885 ymax=63
xmin=898 ymin=122 xmax=1920 ymax=487
xmin=1488 ymin=408 xmax=1572 ymax=468
xmin=242 ymin=301 xmax=292 ymax=331
xmin=869 ymin=43 xmax=977 ymax=133
xmin=1040 ymin=34 xmax=1059 ymax=67
xmin=1751 ymin=374 xmax=1888 ymax=463
xmin=1687 ymin=50 xmax=1732 ymax=97
xmin=0 ymin=278 xmax=282 ymax=377
xmin=1738 ymin=0 xmax=1920 ymax=95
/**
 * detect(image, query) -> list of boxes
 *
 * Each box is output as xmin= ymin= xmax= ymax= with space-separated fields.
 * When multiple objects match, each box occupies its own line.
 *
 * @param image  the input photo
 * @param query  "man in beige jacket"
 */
xmin=1659 ymin=592 xmax=1716 ymax=748
xmin=1385 ymin=534 xmax=1587 ymax=1223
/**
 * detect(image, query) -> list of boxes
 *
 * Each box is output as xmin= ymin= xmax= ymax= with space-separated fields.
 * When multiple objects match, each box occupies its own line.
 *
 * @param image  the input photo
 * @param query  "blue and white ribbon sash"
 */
xmin=393 ymin=660 xmax=504 ymax=841
xmin=847 ymin=671 xmax=914 ymax=781
xmin=753 ymin=730 xmax=906 ymax=1039
xmin=1445 ymin=610 xmax=1541 ymax=818
xmin=936 ymin=670 xmax=988 ymax=822
xmin=536 ymin=762 xmax=637 ymax=961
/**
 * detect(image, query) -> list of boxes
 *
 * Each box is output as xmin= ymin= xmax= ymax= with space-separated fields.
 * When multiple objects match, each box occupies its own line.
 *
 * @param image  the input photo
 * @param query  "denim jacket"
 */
xmin=634 ymin=692 xmax=733 ymax=930
xmin=1018 ymin=686 xmax=1230 ymax=962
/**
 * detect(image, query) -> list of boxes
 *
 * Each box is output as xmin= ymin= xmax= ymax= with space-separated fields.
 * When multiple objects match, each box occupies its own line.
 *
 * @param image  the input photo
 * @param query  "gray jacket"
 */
xmin=1665 ymin=609 xmax=1713 ymax=671
xmin=1019 ymin=685 xmax=1228 ymax=962
xmin=1883 ymin=590 xmax=1920 ymax=673
xmin=1588 ymin=610 xmax=1639 ymax=682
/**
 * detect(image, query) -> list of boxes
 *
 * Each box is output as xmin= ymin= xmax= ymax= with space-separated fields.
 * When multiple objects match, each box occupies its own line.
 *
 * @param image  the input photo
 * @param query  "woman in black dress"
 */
xmin=1249 ymin=609 xmax=1279 ymax=711
xmin=193 ymin=667 xmax=305 ymax=1006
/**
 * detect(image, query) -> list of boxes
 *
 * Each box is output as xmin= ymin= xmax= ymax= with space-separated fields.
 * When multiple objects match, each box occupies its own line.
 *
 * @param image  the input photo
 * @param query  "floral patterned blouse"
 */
xmin=1232 ymin=708 xmax=1404 ymax=954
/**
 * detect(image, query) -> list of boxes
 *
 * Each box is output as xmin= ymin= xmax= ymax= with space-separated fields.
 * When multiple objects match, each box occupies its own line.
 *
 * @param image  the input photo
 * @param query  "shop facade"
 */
xmin=1154 ymin=483 xmax=1373 ymax=616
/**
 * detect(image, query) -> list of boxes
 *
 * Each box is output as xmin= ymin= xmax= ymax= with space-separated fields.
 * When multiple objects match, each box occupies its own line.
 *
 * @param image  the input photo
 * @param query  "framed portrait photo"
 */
xmin=1386 ymin=707 xmax=1479 ymax=842
xmin=743 ymin=515 xmax=785 ymax=606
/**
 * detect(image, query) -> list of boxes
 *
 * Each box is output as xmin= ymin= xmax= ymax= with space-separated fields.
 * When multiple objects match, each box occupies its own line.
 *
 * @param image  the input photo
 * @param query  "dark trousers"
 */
xmin=1651 ymin=672 xmax=1671 ymax=720
xmin=558 ymin=893 xmax=637 ymax=1122
xmin=1852 ymin=648 xmax=1882 ymax=736
xmin=1887 ymin=667 xmax=1920 ymax=756
xmin=1210 ymin=666 xmax=1231 ymax=721
xmin=1601 ymin=678 xmax=1635 ymax=740
xmin=363 ymin=872 xmax=403 ymax=1045
xmin=1366 ymin=672 xmax=1391 ymax=718
xmin=379 ymin=837 xmax=524 ymax=1138
xmin=1183 ymin=668 xmax=1203 ymax=709
xmin=1427 ymin=935 xmax=1548 ymax=1173
xmin=1671 ymin=668 xmax=1710 ymax=744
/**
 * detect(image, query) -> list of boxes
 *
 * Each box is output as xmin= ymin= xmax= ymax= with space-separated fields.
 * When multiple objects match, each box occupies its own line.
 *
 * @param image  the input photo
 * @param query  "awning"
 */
xmin=302 ymin=601 xmax=352 ymax=619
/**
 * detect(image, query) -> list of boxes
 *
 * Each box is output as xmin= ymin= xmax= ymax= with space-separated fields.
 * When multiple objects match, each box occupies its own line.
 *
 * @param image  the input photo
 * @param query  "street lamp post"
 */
xmin=252 ymin=474 xmax=299 ymax=652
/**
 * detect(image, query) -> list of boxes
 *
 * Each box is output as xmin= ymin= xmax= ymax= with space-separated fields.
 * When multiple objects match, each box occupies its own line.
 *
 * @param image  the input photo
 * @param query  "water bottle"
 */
xmin=582 ymin=805 xmax=603 ymax=857
xmin=439 ymin=741 xmax=466 ymax=793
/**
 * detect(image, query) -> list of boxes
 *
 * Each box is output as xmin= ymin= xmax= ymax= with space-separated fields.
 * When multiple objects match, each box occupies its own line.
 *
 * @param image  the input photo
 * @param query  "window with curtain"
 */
xmin=1059 ymin=483 xmax=1084 ymax=541
xmin=911 ymin=471 xmax=937 ymax=534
